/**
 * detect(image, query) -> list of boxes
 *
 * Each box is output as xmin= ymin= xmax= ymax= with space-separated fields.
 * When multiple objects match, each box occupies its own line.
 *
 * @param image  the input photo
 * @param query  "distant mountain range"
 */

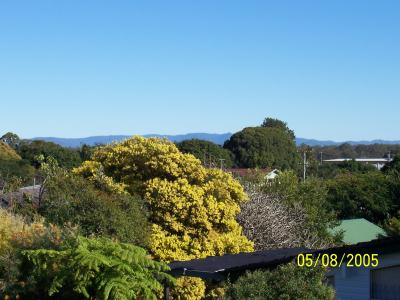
xmin=33 ymin=133 xmax=232 ymax=148
xmin=32 ymin=134 xmax=400 ymax=148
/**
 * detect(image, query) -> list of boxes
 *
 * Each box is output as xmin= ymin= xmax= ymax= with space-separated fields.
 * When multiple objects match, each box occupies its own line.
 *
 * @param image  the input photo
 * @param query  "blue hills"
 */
xmin=32 ymin=133 xmax=232 ymax=148
xmin=32 ymin=134 xmax=400 ymax=148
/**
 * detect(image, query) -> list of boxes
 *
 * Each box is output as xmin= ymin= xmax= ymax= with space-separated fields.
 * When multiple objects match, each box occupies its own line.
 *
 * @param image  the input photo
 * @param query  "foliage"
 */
xmin=311 ymin=160 xmax=377 ymax=179
xmin=38 ymin=166 xmax=150 ymax=247
xmin=224 ymin=126 xmax=299 ymax=169
xmin=261 ymin=117 xmax=295 ymax=140
xmin=171 ymin=277 xmax=206 ymax=300
xmin=383 ymin=156 xmax=400 ymax=176
xmin=313 ymin=143 xmax=400 ymax=160
xmin=260 ymin=171 xmax=340 ymax=248
xmin=0 ymin=132 xmax=21 ymax=149
xmin=238 ymin=184 xmax=328 ymax=250
xmin=74 ymin=136 xmax=253 ymax=299
xmin=384 ymin=212 xmax=400 ymax=236
xmin=17 ymin=140 xmax=82 ymax=169
xmin=176 ymin=139 xmax=234 ymax=168
xmin=0 ymin=142 xmax=21 ymax=160
xmin=0 ymin=208 xmax=74 ymax=295
xmin=79 ymin=144 xmax=96 ymax=161
xmin=0 ymin=140 xmax=35 ymax=189
xmin=0 ymin=159 xmax=36 ymax=187
xmin=326 ymin=171 xmax=392 ymax=223
xmin=22 ymin=236 xmax=175 ymax=300
xmin=223 ymin=261 xmax=335 ymax=300
xmin=74 ymin=136 xmax=253 ymax=262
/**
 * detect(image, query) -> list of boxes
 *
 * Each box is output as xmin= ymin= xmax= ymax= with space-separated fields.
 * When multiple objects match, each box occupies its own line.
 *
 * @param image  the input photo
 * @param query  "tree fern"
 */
xmin=23 ymin=236 xmax=175 ymax=299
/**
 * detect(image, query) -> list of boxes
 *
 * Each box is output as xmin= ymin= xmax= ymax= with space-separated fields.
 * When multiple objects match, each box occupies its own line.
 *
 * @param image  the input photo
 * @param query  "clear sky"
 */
xmin=1 ymin=1 xmax=399 ymax=141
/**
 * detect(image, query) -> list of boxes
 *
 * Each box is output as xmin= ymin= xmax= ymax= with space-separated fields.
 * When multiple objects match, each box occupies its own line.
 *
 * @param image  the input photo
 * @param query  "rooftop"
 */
xmin=330 ymin=218 xmax=387 ymax=244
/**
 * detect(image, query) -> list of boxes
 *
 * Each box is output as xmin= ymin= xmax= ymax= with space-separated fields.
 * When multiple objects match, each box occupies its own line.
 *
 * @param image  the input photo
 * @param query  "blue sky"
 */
xmin=1 ymin=1 xmax=399 ymax=141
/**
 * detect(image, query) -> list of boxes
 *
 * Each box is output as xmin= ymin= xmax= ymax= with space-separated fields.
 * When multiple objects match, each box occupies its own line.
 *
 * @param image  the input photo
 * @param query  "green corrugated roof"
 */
xmin=331 ymin=218 xmax=387 ymax=244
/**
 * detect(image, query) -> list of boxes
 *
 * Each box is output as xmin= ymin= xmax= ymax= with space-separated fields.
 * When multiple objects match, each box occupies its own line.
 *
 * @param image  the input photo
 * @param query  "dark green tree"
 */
xmin=79 ymin=144 xmax=95 ymax=162
xmin=382 ymin=155 xmax=400 ymax=176
xmin=176 ymin=139 xmax=234 ymax=168
xmin=224 ymin=126 xmax=299 ymax=169
xmin=17 ymin=140 xmax=82 ymax=169
xmin=326 ymin=171 xmax=392 ymax=223
xmin=261 ymin=117 xmax=295 ymax=140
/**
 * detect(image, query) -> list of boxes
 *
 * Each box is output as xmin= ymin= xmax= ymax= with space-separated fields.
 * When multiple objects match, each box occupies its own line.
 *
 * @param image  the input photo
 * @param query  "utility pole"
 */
xmin=320 ymin=152 xmax=323 ymax=165
xmin=298 ymin=148 xmax=310 ymax=182
xmin=218 ymin=158 xmax=225 ymax=170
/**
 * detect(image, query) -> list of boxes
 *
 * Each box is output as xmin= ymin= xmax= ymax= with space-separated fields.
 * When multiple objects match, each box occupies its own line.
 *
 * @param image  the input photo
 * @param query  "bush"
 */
xmin=224 ymin=262 xmax=335 ymax=300
xmin=0 ymin=208 xmax=75 ymax=296
xmin=40 ymin=168 xmax=150 ymax=247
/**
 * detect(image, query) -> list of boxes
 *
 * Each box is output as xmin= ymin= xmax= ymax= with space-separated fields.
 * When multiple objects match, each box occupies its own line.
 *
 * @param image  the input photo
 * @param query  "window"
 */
xmin=371 ymin=265 xmax=400 ymax=300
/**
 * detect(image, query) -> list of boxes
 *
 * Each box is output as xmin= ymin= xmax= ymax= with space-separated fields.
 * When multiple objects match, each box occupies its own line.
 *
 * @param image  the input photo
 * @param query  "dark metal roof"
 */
xmin=319 ymin=235 xmax=400 ymax=256
xmin=169 ymin=236 xmax=400 ymax=280
xmin=169 ymin=247 xmax=312 ymax=279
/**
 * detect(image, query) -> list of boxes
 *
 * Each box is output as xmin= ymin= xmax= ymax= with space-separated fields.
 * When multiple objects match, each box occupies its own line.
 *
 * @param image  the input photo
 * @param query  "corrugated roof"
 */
xmin=330 ymin=218 xmax=387 ymax=244
xmin=169 ymin=236 xmax=400 ymax=280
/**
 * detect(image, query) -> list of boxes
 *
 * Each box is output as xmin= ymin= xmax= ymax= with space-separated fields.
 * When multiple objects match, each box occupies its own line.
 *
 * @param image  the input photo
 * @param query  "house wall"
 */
xmin=328 ymin=252 xmax=400 ymax=300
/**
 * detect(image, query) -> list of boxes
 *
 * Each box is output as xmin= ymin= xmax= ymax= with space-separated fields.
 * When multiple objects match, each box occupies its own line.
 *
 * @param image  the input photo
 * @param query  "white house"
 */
xmin=265 ymin=169 xmax=280 ymax=180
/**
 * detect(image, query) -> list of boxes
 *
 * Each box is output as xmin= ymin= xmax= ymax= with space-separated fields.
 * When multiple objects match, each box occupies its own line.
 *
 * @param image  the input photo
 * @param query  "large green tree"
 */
xmin=224 ymin=126 xmax=299 ymax=169
xmin=326 ymin=171 xmax=392 ymax=223
xmin=176 ymin=139 xmax=234 ymax=168
xmin=261 ymin=117 xmax=295 ymax=140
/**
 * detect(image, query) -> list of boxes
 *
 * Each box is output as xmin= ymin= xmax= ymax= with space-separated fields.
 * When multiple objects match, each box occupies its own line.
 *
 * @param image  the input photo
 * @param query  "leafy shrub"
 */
xmin=40 ymin=168 xmax=150 ymax=247
xmin=224 ymin=262 xmax=335 ymax=300
xmin=0 ymin=208 xmax=75 ymax=296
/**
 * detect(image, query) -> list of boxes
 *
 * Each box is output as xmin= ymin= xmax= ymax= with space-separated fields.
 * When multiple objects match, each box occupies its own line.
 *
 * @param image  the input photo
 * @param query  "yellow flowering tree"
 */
xmin=74 ymin=136 xmax=253 ymax=298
